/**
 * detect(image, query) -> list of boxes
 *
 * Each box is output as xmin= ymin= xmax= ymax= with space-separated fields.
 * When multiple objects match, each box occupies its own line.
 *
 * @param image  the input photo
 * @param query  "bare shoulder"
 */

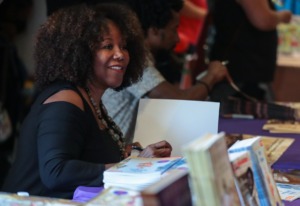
xmin=43 ymin=89 xmax=84 ymax=111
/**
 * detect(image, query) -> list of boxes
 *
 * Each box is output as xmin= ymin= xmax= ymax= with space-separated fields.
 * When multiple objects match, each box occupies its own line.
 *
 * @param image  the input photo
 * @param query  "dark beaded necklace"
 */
xmin=85 ymin=87 xmax=125 ymax=160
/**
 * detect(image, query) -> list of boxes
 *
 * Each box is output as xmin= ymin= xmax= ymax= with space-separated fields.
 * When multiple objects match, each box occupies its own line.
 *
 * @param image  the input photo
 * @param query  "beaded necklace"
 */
xmin=85 ymin=87 xmax=125 ymax=160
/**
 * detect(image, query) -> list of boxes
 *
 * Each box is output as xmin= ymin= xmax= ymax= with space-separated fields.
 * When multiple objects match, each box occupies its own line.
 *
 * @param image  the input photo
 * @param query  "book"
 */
xmin=276 ymin=183 xmax=300 ymax=202
xmin=224 ymin=133 xmax=295 ymax=165
xmin=0 ymin=192 xmax=79 ymax=206
xmin=263 ymin=119 xmax=300 ymax=134
xmin=229 ymin=151 xmax=259 ymax=206
xmin=103 ymin=156 xmax=183 ymax=191
xmin=228 ymin=136 xmax=283 ymax=206
xmin=141 ymin=170 xmax=191 ymax=206
xmin=85 ymin=187 xmax=142 ymax=206
xmin=183 ymin=132 xmax=241 ymax=206
xmin=133 ymin=99 xmax=219 ymax=156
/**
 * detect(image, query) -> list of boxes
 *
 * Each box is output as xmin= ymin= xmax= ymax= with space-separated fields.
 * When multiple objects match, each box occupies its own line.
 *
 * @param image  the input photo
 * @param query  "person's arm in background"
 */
xmin=147 ymin=61 xmax=228 ymax=100
xmin=180 ymin=0 xmax=208 ymax=19
xmin=237 ymin=0 xmax=292 ymax=31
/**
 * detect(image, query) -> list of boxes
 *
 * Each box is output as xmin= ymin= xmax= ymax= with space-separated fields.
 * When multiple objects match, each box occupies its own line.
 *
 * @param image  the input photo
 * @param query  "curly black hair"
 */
xmin=121 ymin=0 xmax=183 ymax=36
xmin=34 ymin=3 xmax=146 ymax=91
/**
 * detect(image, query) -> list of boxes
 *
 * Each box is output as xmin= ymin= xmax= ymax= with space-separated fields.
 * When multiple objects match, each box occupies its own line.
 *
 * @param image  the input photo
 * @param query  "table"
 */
xmin=219 ymin=117 xmax=300 ymax=206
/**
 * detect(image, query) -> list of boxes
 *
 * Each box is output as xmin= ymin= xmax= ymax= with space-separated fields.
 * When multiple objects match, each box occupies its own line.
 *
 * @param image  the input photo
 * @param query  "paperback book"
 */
xmin=229 ymin=151 xmax=259 ymax=206
xmin=103 ymin=157 xmax=183 ymax=191
xmin=183 ymin=132 xmax=241 ymax=206
xmin=85 ymin=187 xmax=142 ymax=206
xmin=228 ymin=136 xmax=283 ymax=206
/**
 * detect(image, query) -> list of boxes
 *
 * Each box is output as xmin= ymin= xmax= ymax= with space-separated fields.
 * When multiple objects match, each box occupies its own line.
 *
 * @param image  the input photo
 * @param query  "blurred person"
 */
xmin=209 ymin=0 xmax=292 ymax=101
xmin=175 ymin=0 xmax=208 ymax=54
xmin=158 ymin=0 xmax=209 ymax=84
xmin=2 ymin=3 xmax=172 ymax=199
xmin=0 ymin=0 xmax=32 ymax=187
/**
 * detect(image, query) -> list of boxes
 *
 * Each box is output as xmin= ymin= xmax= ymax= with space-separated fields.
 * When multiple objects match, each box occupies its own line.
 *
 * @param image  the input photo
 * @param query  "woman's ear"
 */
xmin=146 ymin=27 xmax=163 ymax=47
xmin=147 ymin=27 xmax=161 ymax=39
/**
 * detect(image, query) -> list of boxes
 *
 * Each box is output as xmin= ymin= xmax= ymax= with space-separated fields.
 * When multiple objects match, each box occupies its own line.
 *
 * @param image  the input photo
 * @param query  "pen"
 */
xmin=196 ymin=60 xmax=229 ymax=81
xmin=223 ymin=114 xmax=254 ymax=119
xmin=221 ymin=60 xmax=229 ymax=66
xmin=131 ymin=145 xmax=144 ymax=152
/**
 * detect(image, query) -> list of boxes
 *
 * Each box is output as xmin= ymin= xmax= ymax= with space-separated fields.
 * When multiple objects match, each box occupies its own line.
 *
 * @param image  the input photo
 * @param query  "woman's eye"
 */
xmin=121 ymin=45 xmax=128 ymax=50
xmin=103 ymin=44 xmax=113 ymax=49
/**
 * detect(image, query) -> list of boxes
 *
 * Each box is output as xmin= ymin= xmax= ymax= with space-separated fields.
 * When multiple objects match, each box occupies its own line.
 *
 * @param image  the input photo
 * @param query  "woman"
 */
xmin=2 ymin=3 xmax=172 ymax=199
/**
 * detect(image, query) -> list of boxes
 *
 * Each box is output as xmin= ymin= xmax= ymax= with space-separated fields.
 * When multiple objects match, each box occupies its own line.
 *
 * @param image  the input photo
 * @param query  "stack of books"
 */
xmin=103 ymin=157 xmax=183 ymax=191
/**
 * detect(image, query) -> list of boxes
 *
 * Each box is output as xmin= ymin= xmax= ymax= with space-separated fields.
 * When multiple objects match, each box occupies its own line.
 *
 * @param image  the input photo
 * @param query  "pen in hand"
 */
xmin=131 ymin=145 xmax=144 ymax=152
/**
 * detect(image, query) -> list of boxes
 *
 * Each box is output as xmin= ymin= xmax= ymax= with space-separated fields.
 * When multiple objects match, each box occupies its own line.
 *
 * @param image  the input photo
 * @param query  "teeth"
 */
xmin=111 ymin=66 xmax=122 ymax=70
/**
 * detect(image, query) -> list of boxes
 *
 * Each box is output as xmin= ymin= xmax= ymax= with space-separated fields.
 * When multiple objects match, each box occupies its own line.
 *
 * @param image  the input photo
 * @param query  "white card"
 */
xmin=133 ymin=99 xmax=220 ymax=156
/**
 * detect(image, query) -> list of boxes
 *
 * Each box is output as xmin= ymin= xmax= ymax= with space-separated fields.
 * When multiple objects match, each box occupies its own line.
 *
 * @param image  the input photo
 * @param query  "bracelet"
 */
xmin=131 ymin=145 xmax=144 ymax=152
xmin=197 ymin=80 xmax=211 ymax=95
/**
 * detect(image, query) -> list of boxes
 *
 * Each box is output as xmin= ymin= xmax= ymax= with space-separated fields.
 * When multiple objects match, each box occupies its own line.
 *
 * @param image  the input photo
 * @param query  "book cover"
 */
xmin=228 ymin=137 xmax=283 ymax=206
xmin=103 ymin=157 xmax=183 ymax=191
xmin=225 ymin=133 xmax=294 ymax=165
xmin=85 ymin=187 xmax=142 ymax=206
xmin=183 ymin=132 xmax=240 ymax=206
xmin=263 ymin=119 xmax=300 ymax=134
xmin=229 ymin=151 xmax=259 ymax=206
xmin=141 ymin=170 xmax=191 ymax=206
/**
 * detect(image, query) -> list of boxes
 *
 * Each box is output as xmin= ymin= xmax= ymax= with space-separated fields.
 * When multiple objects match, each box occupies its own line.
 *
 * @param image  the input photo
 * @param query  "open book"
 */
xmin=103 ymin=157 xmax=183 ymax=191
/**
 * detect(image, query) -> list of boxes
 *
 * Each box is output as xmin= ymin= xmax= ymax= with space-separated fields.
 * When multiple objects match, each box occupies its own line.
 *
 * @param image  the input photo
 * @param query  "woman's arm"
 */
xmin=237 ymin=0 xmax=292 ymax=31
xmin=180 ymin=0 xmax=208 ymax=20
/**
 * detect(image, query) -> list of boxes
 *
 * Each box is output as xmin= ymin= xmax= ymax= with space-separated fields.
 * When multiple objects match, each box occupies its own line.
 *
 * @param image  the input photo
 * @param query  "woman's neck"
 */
xmin=85 ymin=82 xmax=106 ymax=103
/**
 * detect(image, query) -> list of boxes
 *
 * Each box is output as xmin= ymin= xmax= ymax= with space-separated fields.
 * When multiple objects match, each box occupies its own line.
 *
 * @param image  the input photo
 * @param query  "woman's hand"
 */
xmin=138 ymin=140 xmax=172 ymax=158
xmin=124 ymin=142 xmax=143 ymax=158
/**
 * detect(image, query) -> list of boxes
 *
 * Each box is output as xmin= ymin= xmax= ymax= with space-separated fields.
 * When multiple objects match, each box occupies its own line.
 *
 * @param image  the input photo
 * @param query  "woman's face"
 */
xmin=93 ymin=21 xmax=129 ymax=89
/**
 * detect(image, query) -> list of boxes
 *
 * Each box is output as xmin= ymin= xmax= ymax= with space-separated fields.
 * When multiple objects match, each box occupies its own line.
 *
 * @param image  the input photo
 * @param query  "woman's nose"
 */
xmin=113 ymin=48 xmax=125 ymax=61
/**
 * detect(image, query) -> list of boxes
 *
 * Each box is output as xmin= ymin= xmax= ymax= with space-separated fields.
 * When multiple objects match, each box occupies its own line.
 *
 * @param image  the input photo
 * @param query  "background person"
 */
xmin=209 ymin=0 xmax=292 ymax=101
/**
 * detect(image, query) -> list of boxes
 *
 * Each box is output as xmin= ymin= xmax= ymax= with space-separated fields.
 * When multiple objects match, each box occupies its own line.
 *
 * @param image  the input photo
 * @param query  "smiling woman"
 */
xmin=1 ymin=3 xmax=173 ymax=199
xmin=93 ymin=20 xmax=130 ymax=89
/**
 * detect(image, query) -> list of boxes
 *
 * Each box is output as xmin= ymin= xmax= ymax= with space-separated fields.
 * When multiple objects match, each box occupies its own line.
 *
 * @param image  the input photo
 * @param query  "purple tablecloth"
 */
xmin=219 ymin=118 xmax=300 ymax=206
xmin=72 ymin=186 xmax=104 ymax=203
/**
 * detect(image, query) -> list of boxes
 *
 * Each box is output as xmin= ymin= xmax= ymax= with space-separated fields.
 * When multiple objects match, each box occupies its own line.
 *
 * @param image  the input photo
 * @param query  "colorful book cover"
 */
xmin=229 ymin=151 xmax=259 ymax=206
xmin=104 ymin=157 xmax=182 ymax=176
xmin=229 ymin=137 xmax=283 ymax=206
xmin=103 ymin=157 xmax=183 ymax=191
xmin=86 ymin=187 xmax=142 ymax=206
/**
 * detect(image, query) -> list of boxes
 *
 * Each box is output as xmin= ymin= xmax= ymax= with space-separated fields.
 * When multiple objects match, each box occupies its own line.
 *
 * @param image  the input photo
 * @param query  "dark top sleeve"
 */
xmin=36 ymin=101 xmax=105 ymax=190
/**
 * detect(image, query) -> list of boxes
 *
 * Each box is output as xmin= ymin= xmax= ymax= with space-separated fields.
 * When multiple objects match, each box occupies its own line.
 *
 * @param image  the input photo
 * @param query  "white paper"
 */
xmin=276 ymin=183 xmax=300 ymax=202
xmin=133 ymin=99 xmax=220 ymax=156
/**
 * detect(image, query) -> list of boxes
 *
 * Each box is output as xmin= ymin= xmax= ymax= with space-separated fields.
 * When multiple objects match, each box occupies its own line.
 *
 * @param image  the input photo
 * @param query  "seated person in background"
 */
xmin=158 ymin=0 xmax=209 ymax=84
xmin=102 ymin=0 xmax=229 ymax=143
xmin=2 ymin=3 xmax=172 ymax=199
xmin=209 ymin=0 xmax=292 ymax=101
